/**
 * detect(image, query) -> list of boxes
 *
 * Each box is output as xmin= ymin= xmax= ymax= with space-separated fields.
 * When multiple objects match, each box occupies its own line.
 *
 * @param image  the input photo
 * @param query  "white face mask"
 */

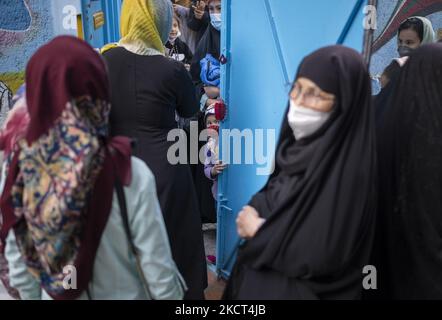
xmin=210 ymin=13 xmax=222 ymax=31
xmin=168 ymin=30 xmax=181 ymax=44
xmin=287 ymin=100 xmax=332 ymax=140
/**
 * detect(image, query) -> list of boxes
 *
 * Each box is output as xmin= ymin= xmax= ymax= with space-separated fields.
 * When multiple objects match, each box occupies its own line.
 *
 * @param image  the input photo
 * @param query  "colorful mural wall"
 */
xmin=2 ymin=1 xmax=441 ymax=111
xmin=0 ymin=0 xmax=80 ymax=123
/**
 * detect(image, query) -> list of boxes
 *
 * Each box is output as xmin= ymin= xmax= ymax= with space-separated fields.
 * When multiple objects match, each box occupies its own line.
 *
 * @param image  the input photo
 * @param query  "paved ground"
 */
xmin=203 ymin=224 xmax=217 ymax=259
xmin=203 ymin=224 xmax=227 ymax=300
xmin=205 ymin=269 xmax=226 ymax=300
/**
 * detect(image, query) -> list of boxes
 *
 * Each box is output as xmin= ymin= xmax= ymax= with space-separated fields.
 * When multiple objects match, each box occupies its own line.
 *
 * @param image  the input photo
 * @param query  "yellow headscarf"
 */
xmin=101 ymin=0 xmax=172 ymax=55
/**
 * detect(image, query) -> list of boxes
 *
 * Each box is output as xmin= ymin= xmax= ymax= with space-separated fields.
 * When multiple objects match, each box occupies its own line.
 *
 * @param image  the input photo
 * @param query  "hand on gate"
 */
xmin=211 ymin=160 xmax=227 ymax=178
xmin=204 ymin=86 xmax=220 ymax=99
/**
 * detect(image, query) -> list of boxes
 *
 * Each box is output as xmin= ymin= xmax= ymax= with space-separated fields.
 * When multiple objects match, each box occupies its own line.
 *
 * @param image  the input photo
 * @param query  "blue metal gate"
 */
xmin=79 ymin=0 xmax=122 ymax=48
xmin=217 ymin=0 xmax=369 ymax=278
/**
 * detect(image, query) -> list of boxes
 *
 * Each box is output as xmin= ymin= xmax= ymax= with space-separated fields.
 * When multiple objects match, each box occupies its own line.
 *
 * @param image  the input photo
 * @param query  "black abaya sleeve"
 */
xmin=249 ymin=191 xmax=273 ymax=220
xmin=190 ymin=26 xmax=221 ymax=103
xmin=174 ymin=63 xmax=199 ymax=118
xmin=180 ymin=40 xmax=194 ymax=65
xmin=187 ymin=5 xmax=209 ymax=32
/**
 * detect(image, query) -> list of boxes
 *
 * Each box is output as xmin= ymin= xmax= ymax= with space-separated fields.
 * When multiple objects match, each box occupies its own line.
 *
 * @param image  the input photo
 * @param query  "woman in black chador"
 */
xmin=102 ymin=0 xmax=207 ymax=299
xmin=373 ymin=43 xmax=442 ymax=299
xmin=224 ymin=46 xmax=377 ymax=300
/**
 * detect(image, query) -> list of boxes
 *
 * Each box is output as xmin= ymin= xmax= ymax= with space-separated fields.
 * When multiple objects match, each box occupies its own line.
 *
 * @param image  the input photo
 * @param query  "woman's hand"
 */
xmin=210 ymin=160 xmax=227 ymax=178
xmin=204 ymin=86 xmax=220 ymax=99
xmin=236 ymin=206 xmax=266 ymax=239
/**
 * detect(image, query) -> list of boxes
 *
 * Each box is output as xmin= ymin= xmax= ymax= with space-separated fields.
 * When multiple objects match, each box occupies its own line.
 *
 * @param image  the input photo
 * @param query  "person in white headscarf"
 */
xmin=397 ymin=16 xmax=436 ymax=57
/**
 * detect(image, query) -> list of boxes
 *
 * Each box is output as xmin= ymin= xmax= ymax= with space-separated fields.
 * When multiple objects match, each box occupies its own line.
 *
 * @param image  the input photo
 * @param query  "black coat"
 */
xmin=187 ymin=1 xmax=210 ymax=46
xmin=373 ymin=44 xmax=442 ymax=299
xmin=165 ymin=37 xmax=194 ymax=65
xmin=224 ymin=46 xmax=377 ymax=300
xmin=103 ymin=47 xmax=207 ymax=299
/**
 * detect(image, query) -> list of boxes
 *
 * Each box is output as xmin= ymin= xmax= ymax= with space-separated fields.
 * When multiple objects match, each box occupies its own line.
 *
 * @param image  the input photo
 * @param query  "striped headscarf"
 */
xmin=102 ymin=0 xmax=173 ymax=55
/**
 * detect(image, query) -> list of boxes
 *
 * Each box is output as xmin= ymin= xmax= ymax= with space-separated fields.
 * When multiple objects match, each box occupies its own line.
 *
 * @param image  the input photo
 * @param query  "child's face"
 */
xmin=206 ymin=115 xmax=219 ymax=127
xmin=170 ymin=19 xmax=180 ymax=38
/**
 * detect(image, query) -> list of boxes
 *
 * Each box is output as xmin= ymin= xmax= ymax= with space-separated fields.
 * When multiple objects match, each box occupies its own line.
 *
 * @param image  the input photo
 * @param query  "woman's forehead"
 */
xmin=209 ymin=0 xmax=221 ymax=7
xmin=399 ymin=28 xmax=420 ymax=40
xmin=294 ymin=77 xmax=336 ymax=97
xmin=295 ymin=77 xmax=319 ymax=89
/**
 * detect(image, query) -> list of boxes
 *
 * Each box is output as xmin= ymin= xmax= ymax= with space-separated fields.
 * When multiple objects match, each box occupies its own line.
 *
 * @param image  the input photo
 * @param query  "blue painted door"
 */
xmin=217 ymin=0 xmax=369 ymax=278
xmin=80 ymin=0 xmax=122 ymax=48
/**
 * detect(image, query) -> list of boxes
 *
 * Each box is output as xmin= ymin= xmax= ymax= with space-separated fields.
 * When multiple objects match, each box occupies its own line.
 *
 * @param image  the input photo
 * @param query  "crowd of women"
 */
xmin=0 ymin=0 xmax=441 ymax=300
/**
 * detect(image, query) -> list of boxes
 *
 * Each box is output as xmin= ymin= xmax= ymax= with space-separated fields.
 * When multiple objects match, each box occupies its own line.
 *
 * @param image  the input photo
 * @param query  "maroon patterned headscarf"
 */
xmin=0 ymin=36 xmax=132 ymax=300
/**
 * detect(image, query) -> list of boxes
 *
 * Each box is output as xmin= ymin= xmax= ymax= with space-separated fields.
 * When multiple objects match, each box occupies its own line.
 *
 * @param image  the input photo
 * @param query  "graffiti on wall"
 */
xmin=0 ymin=0 xmax=50 ymax=103
xmin=0 ymin=81 xmax=12 ymax=112
xmin=0 ymin=81 xmax=12 ymax=128
xmin=0 ymin=0 xmax=81 ymax=117
xmin=0 ymin=0 xmax=32 ymax=50
xmin=0 ymin=0 xmax=32 ymax=31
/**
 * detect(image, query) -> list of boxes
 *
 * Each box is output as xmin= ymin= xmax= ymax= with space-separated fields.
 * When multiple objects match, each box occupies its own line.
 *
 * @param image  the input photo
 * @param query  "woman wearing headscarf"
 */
xmin=375 ymin=16 xmax=436 ymax=121
xmin=101 ymin=0 xmax=207 ymax=299
xmin=373 ymin=43 xmax=442 ymax=299
xmin=187 ymin=0 xmax=210 ymax=50
xmin=186 ymin=0 xmax=222 ymax=224
xmin=172 ymin=0 xmax=209 ymax=54
xmin=397 ymin=16 xmax=436 ymax=57
xmin=190 ymin=0 xmax=221 ymax=99
xmin=223 ymin=46 xmax=377 ymax=300
xmin=1 ymin=36 xmax=185 ymax=300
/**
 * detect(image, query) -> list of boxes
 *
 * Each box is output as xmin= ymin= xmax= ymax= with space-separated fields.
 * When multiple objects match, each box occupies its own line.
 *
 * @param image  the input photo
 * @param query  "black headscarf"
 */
xmin=374 ymin=43 xmax=442 ymax=299
xmin=190 ymin=24 xmax=220 ymax=84
xmin=230 ymin=46 xmax=377 ymax=299
xmin=373 ymin=61 xmax=402 ymax=126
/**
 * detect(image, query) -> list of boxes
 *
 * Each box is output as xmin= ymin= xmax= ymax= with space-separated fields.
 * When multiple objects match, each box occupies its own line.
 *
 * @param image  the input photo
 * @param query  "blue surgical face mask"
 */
xmin=398 ymin=45 xmax=415 ymax=57
xmin=210 ymin=13 xmax=222 ymax=31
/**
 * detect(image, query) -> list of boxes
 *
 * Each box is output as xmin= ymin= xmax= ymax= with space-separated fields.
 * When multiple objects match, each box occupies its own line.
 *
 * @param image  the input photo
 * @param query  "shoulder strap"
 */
xmin=115 ymin=178 xmax=154 ymax=299
xmin=115 ymin=179 xmax=135 ymax=255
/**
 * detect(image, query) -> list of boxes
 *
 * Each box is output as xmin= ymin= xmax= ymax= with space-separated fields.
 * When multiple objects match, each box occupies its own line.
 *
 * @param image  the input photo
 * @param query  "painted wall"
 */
xmin=0 ymin=0 xmax=81 ymax=125
xmin=370 ymin=0 xmax=442 ymax=93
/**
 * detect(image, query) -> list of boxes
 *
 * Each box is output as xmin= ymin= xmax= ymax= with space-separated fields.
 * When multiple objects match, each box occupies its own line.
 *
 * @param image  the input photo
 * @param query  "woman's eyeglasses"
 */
xmin=290 ymin=83 xmax=335 ymax=106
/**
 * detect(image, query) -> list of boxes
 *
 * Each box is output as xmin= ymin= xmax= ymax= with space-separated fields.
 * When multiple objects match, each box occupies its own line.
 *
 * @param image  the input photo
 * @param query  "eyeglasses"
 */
xmin=290 ymin=83 xmax=335 ymax=106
